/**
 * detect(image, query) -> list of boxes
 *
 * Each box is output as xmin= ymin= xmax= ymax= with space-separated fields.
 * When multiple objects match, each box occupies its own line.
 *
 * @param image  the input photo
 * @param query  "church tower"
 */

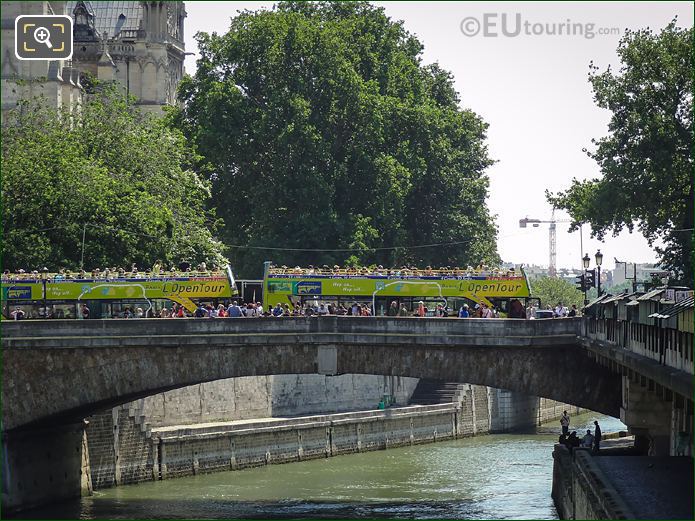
xmin=135 ymin=1 xmax=186 ymax=109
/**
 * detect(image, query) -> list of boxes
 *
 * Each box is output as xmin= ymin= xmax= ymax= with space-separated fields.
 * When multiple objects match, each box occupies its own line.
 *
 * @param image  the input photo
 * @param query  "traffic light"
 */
xmin=575 ymin=273 xmax=585 ymax=291
xmin=584 ymin=270 xmax=595 ymax=290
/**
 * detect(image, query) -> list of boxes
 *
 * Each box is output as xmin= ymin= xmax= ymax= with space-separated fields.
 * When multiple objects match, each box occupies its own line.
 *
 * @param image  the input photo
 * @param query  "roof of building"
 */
xmin=648 ymin=296 xmax=694 ymax=320
xmin=582 ymin=294 xmax=611 ymax=310
xmin=601 ymin=292 xmax=629 ymax=305
xmin=637 ymin=288 xmax=666 ymax=301
xmin=67 ymin=1 xmax=143 ymax=37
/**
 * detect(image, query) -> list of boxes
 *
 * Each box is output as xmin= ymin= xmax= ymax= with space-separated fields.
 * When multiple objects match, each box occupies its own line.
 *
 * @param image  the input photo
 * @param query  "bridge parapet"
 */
xmin=2 ymin=316 xmax=582 ymax=347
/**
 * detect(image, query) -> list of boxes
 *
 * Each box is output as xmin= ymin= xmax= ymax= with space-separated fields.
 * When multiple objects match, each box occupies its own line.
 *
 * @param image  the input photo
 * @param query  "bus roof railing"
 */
xmin=1 ymin=270 xmax=229 ymax=282
xmin=266 ymin=266 xmax=524 ymax=278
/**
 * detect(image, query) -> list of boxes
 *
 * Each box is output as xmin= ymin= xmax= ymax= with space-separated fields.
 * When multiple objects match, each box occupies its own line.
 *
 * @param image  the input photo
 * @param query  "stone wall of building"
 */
xmin=1 ymin=1 xmax=83 ymax=116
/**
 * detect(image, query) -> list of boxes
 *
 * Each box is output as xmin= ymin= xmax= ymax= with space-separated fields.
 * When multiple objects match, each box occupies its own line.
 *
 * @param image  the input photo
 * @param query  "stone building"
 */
xmin=1 ymin=1 xmax=185 ymax=114
xmin=1 ymin=1 xmax=83 ymax=113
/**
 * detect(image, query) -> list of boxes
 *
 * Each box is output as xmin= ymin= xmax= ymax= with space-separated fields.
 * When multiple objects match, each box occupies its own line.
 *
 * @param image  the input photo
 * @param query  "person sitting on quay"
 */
xmin=566 ymin=431 xmax=581 ymax=451
xmin=581 ymin=429 xmax=594 ymax=448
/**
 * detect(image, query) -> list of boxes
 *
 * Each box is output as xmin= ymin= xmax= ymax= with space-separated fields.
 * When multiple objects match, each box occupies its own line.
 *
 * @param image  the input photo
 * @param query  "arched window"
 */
xmin=75 ymin=8 xmax=87 ymax=26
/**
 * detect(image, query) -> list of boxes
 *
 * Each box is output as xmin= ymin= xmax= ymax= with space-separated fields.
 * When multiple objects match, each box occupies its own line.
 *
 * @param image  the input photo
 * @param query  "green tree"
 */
xmin=175 ymin=1 xmax=499 ymax=277
xmin=547 ymin=19 xmax=693 ymax=281
xmin=1 ymin=89 xmax=226 ymax=271
xmin=530 ymin=277 xmax=583 ymax=309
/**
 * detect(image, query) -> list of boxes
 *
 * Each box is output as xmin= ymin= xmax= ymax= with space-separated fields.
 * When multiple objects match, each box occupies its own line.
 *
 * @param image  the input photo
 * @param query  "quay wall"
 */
xmin=552 ymin=444 xmax=635 ymax=519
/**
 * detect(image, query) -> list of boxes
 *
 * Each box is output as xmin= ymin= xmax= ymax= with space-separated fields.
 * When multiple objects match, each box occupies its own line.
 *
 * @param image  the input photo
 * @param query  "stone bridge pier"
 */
xmin=2 ymin=421 xmax=92 ymax=512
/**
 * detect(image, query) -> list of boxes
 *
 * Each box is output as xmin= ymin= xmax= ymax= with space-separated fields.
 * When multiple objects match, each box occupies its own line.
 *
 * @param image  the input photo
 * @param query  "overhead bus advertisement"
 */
xmin=1 ymin=267 xmax=237 ymax=319
xmin=262 ymin=261 xmax=532 ymax=316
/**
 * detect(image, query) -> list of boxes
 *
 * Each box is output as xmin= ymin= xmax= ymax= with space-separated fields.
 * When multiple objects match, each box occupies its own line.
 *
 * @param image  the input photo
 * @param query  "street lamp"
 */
xmin=582 ymin=253 xmax=591 ymax=305
xmin=595 ymin=250 xmax=603 ymax=296
xmin=41 ymin=267 xmax=49 ymax=319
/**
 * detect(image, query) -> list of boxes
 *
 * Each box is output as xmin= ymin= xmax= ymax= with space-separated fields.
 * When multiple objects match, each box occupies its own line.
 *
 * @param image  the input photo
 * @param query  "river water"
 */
xmin=18 ymin=413 xmax=626 ymax=520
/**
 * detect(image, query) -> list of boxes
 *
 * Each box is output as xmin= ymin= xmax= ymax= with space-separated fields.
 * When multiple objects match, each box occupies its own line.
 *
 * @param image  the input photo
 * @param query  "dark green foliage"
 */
xmin=1 ymin=89 xmax=226 ymax=271
xmin=547 ymin=19 xmax=693 ymax=281
xmin=175 ymin=1 xmax=499 ymax=277
xmin=530 ymin=276 xmax=583 ymax=309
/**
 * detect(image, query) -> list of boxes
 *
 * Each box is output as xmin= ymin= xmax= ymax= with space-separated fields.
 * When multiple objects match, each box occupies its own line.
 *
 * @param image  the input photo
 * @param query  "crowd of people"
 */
xmin=180 ymin=300 xmax=519 ymax=319
xmin=2 ymin=262 xmax=525 ymax=282
xmin=268 ymin=264 xmax=521 ymax=278
xmin=524 ymin=302 xmax=580 ymax=319
xmin=558 ymin=410 xmax=602 ymax=453
xmin=7 ymin=298 xmax=582 ymax=320
xmin=1 ymin=261 xmax=224 ymax=281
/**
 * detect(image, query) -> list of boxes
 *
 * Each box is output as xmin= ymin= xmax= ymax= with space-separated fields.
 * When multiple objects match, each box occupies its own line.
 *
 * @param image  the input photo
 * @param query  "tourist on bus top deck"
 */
xmin=267 ymin=263 xmax=520 ymax=279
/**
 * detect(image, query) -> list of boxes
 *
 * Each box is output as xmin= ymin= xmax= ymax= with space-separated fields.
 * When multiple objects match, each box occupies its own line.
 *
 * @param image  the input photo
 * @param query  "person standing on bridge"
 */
xmin=593 ymin=421 xmax=602 ymax=453
xmin=560 ymin=411 xmax=570 ymax=436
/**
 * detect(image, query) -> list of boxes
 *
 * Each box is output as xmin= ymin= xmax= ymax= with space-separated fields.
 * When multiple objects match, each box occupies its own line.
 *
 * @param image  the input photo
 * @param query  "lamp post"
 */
xmin=582 ymin=253 xmax=591 ymax=305
xmin=595 ymin=249 xmax=603 ymax=297
xmin=41 ymin=267 xmax=49 ymax=319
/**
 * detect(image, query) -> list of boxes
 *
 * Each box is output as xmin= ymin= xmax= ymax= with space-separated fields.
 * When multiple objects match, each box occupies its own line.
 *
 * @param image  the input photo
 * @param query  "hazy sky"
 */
xmin=182 ymin=1 xmax=693 ymax=271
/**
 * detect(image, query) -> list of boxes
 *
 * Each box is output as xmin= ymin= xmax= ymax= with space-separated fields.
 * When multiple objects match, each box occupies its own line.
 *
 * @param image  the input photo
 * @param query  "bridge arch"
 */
xmin=2 ymin=317 xmax=622 ymax=432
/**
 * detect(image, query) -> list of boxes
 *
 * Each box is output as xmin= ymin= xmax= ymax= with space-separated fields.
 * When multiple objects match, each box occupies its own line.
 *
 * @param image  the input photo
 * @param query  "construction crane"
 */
xmin=519 ymin=210 xmax=573 ymax=277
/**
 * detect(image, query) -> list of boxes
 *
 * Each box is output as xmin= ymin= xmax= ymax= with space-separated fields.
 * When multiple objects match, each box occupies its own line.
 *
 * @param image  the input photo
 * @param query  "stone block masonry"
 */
xmin=132 ymin=374 xmax=419 ymax=428
xmin=155 ymin=405 xmax=461 ymax=480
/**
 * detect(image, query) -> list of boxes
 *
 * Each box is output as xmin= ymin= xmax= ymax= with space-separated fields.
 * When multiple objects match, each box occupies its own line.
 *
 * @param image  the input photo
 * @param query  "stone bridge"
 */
xmin=2 ymin=317 xmax=622 ymax=433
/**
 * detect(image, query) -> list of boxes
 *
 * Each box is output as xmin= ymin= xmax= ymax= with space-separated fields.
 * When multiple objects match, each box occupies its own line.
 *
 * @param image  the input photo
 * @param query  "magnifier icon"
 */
xmin=33 ymin=26 xmax=53 ymax=49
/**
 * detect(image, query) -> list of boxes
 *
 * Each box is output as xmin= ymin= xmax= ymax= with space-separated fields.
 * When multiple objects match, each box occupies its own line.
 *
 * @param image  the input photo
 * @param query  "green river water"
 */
xmin=17 ymin=413 xmax=626 ymax=519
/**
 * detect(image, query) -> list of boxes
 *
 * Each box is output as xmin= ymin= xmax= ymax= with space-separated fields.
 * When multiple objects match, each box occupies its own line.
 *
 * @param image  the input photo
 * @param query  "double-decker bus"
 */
xmin=1 ymin=267 xmax=237 ymax=319
xmin=262 ymin=261 xmax=532 ymax=316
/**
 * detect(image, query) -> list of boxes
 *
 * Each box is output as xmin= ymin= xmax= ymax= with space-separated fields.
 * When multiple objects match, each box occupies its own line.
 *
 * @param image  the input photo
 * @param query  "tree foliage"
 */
xmin=175 ymin=1 xmax=499 ymax=277
xmin=1 ymin=88 xmax=226 ymax=271
xmin=530 ymin=276 xmax=583 ymax=309
xmin=547 ymin=19 xmax=693 ymax=281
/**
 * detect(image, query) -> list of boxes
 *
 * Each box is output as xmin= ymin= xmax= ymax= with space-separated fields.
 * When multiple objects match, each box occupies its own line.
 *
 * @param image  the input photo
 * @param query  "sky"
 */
xmin=182 ymin=1 xmax=693 ymax=272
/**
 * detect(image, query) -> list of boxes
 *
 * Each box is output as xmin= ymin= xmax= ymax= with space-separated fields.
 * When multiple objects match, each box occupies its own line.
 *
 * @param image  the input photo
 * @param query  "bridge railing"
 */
xmin=583 ymin=317 xmax=694 ymax=375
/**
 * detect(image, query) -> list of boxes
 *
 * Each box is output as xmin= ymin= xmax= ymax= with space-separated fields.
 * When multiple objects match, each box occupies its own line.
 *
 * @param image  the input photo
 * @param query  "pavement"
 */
xmin=593 ymin=454 xmax=693 ymax=520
